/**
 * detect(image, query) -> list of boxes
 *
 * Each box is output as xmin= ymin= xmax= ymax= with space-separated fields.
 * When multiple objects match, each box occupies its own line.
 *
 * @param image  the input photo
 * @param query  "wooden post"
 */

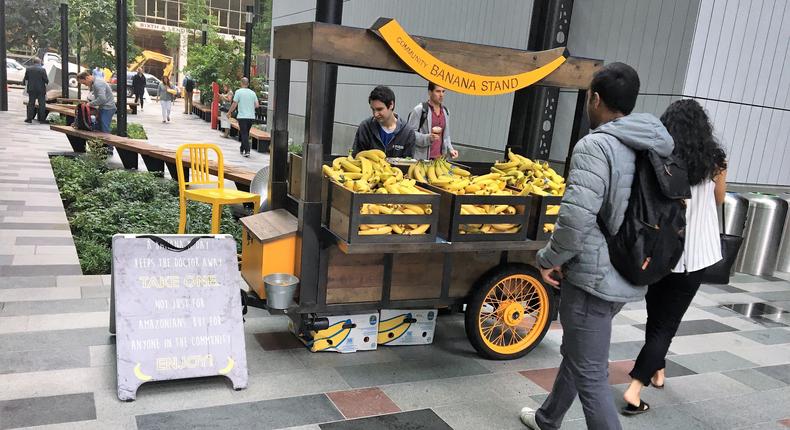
xmin=269 ymin=59 xmax=291 ymax=210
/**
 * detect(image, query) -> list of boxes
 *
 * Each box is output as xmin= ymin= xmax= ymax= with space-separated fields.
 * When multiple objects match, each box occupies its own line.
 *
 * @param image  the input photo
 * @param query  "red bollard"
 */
xmin=211 ymin=81 xmax=219 ymax=129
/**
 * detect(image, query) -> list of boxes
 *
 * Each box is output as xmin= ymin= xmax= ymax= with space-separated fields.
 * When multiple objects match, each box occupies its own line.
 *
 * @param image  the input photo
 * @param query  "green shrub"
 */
xmin=109 ymin=121 xmax=148 ymax=139
xmin=51 ymin=156 xmax=244 ymax=275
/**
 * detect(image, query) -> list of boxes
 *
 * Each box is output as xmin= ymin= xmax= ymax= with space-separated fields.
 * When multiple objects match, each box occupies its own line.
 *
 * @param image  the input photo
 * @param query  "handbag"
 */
xmin=701 ymin=204 xmax=744 ymax=284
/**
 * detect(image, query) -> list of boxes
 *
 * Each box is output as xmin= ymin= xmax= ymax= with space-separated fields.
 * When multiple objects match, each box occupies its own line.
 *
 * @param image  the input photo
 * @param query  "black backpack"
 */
xmin=598 ymin=134 xmax=691 ymax=286
xmin=418 ymin=102 xmax=448 ymax=131
xmin=74 ymin=103 xmax=93 ymax=131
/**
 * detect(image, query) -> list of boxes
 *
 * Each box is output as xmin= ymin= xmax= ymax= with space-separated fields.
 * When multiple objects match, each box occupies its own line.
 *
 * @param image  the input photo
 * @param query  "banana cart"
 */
xmin=241 ymin=19 xmax=601 ymax=359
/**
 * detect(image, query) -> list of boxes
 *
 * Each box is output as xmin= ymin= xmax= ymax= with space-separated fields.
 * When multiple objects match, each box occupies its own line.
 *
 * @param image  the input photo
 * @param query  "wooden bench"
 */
xmin=49 ymin=124 xmax=256 ymax=191
xmin=56 ymin=98 xmax=138 ymax=114
xmin=192 ymin=102 xmax=212 ymax=121
xmin=228 ymin=118 xmax=271 ymax=153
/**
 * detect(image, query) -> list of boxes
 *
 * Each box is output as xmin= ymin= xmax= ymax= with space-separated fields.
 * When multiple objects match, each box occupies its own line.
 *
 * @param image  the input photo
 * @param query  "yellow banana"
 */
xmin=494 ymin=160 xmax=520 ymax=170
xmin=427 ymin=164 xmax=439 ymax=183
xmin=472 ymin=173 xmax=501 ymax=183
xmin=358 ymin=226 xmax=393 ymax=235
xmin=359 ymin=156 xmax=373 ymax=179
xmin=357 ymin=149 xmax=386 ymax=160
xmin=391 ymin=224 xmax=405 ymax=234
xmin=546 ymin=205 xmax=560 ymax=215
xmin=407 ymin=224 xmax=430 ymax=234
xmin=402 ymin=204 xmax=425 ymax=214
xmin=340 ymin=159 xmax=362 ymax=173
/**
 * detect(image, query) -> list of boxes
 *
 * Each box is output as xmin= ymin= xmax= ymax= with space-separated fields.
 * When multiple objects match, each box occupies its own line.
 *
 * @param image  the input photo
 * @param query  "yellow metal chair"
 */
xmin=176 ymin=143 xmax=260 ymax=234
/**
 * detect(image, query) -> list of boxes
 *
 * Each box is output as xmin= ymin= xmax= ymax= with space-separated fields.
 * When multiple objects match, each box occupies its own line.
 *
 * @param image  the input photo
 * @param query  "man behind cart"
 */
xmin=519 ymin=62 xmax=674 ymax=430
xmin=351 ymin=85 xmax=415 ymax=158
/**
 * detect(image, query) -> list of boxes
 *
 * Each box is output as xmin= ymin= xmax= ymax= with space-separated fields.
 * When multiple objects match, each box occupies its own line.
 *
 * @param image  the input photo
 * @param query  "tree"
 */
xmin=252 ymin=0 xmax=273 ymax=54
xmin=5 ymin=0 xmax=60 ymax=53
xmin=69 ymin=0 xmax=138 ymax=70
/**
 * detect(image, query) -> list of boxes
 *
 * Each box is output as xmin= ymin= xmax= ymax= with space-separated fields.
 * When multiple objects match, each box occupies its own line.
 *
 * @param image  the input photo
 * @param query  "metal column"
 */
xmin=115 ymin=0 xmax=127 ymax=136
xmin=315 ymin=0 xmax=343 ymax=157
xmin=506 ymin=0 xmax=575 ymax=160
xmin=243 ymin=6 xmax=254 ymax=78
xmin=269 ymin=60 xmax=291 ymax=210
xmin=60 ymin=0 xmax=69 ymax=98
xmin=0 ymin=0 xmax=8 ymax=112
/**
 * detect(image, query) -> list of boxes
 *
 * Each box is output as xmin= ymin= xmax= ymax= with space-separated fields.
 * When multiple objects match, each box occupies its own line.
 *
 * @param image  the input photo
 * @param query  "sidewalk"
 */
xmin=1 ymin=87 xmax=789 ymax=429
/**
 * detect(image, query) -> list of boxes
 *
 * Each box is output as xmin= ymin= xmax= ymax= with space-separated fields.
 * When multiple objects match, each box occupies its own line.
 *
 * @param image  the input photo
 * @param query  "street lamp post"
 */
xmin=202 ymin=19 xmax=208 ymax=46
xmin=115 ymin=0 xmax=127 ymax=136
xmin=60 ymin=0 xmax=69 ymax=98
xmin=0 ymin=0 xmax=8 ymax=111
xmin=243 ymin=5 xmax=254 ymax=78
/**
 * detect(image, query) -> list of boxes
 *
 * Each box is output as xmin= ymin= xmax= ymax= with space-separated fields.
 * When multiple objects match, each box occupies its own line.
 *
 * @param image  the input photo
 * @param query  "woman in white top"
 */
xmin=623 ymin=99 xmax=727 ymax=415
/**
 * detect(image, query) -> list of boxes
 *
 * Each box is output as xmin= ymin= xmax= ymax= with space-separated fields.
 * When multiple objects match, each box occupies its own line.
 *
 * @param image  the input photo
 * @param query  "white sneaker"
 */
xmin=519 ymin=407 xmax=541 ymax=429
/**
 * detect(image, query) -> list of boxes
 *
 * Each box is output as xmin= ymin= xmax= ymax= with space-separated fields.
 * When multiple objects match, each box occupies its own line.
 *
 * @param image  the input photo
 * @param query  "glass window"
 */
xmin=134 ymin=0 xmax=145 ymax=17
xmin=166 ymin=1 xmax=178 ymax=21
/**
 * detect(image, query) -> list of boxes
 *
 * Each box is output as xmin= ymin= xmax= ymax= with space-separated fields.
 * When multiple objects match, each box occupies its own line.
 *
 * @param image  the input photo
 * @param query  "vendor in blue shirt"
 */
xmin=351 ymin=85 xmax=415 ymax=158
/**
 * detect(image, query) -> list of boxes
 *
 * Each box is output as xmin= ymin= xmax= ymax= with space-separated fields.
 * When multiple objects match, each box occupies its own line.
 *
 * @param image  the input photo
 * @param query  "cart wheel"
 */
xmin=465 ymin=263 xmax=553 ymax=360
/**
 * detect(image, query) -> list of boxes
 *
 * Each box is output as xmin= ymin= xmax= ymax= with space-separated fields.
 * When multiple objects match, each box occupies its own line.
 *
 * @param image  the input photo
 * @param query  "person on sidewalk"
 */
xmin=406 ymin=82 xmax=459 ymax=160
xmin=77 ymin=71 xmax=116 ymax=133
xmin=519 ymin=62 xmax=674 ymax=430
xmin=227 ymin=77 xmax=259 ymax=157
xmin=351 ymin=85 xmax=415 ymax=158
xmin=132 ymin=68 xmax=147 ymax=111
xmin=156 ymin=75 xmax=177 ymax=123
xmin=183 ymin=75 xmax=196 ymax=115
xmin=621 ymin=99 xmax=728 ymax=415
xmin=219 ymin=83 xmax=234 ymax=138
xmin=23 ymin=58 xmax=49 ymax=124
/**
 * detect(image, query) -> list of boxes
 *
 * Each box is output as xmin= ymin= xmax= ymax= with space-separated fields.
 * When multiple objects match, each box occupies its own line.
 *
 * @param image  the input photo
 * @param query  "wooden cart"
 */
xmin=243 ymin=20 xmax=601 ymax=360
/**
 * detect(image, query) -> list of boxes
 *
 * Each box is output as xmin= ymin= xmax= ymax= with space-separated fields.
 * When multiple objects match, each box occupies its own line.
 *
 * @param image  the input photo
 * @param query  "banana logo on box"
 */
xmin=378 ymin=313 xmax=414 ymax=345
xmin=308 ymin=319 xmax=353 ymax=351
xmin=374 ymin=18 xmax=568 ymax=96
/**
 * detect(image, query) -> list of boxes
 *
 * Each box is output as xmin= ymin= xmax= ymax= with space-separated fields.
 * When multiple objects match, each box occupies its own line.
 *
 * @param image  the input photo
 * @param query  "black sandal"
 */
xmin=622 ymin=400 xmax=650 ymax=416
xmin=651 ymin=377 xmax=665 ymax=389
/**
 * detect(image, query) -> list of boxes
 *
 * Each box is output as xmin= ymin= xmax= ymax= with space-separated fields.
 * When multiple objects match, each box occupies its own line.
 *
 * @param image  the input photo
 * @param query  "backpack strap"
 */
xmin=418 ymin=102 xmax=429 ymax=131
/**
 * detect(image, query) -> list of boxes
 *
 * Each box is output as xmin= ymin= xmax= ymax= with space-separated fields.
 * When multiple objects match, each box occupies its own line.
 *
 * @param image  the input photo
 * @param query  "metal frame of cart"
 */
xmin=245 ymin=20 xmax=602 ymax=359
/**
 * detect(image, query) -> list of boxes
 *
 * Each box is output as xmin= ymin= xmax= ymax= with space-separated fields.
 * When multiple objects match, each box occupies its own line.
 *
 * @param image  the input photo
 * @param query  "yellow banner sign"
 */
xmin=375 ymin=19 xmax=568 ymax=96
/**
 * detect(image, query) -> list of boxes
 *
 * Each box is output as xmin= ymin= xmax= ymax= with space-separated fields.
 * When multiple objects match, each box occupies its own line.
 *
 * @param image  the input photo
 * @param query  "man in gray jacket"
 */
xmin=77 ymin=71 xmax=117 ymax=133
xmin=406 ymin=83 xmax=458 ymax=160
xmin=520 ymin=63 xmax=674 ymax=430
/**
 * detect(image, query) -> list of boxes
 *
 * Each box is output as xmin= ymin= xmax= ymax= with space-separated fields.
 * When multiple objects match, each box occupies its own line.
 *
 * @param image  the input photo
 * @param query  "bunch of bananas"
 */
xmin=322 ymin=149 xmax=432 ymax=236
xmin=492 ymin=150 xmax=566 ymax=196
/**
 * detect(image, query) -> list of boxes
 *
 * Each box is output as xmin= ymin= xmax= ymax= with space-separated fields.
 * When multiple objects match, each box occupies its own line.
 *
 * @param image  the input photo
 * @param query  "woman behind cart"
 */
xmin=622 ymin=99 xmax=728 ymax=415
xmin=219 ymin=83 xmax=234 ymax=138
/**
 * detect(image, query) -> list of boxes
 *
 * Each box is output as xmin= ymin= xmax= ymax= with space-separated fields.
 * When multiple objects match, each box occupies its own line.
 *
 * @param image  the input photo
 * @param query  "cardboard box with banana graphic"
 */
xmin=378 ymin=309 xmax=437 ymax=346
xmin=290 ymin=313 xmax=379 ymax=353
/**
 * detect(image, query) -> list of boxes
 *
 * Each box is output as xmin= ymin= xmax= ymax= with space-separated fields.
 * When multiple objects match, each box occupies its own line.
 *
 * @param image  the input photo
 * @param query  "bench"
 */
xmin=228 ymin=118 xmax=271 ymax=153
xmin=192 ymin=102 xmax=212 ymax=121
xmin=49 ymin=124 xmax=256 ymax=191
xmin=56 ymin=98 xmax=138 ymax=114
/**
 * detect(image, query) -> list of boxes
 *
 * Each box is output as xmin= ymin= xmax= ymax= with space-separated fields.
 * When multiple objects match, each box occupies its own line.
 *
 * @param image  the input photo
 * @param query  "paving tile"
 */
xmin=752 ymin=291 xmax=790 ymax=302
xmin=608 ymin=360 xmax=636 ymax=385
xmin=0 ymin=222 xmax=70 ymax=230
xmin=520 ymin=367 xmax=560 ymax=392
xmin=667 ymin=331 xmax=765 ymax=354
xmin=0 ymin=346 xmax=90 ymax=375
xmin=608 ymin=341 xmax=647 ymax=361
xmin=0 ymin=311 xmax=108 ymax=334
xmin=57 ymin=275 xmax=103 ymax=288
xmin=12 ymin=254 xmax=79 ymax=266
xmin=326 ymin=388 xmax=400 ymax=419
xmin=634 ymin=319 xmax=737 ymax=337
xmin=81 ymin=285 xmax=110 ymax=298
xmin=0 ymin=393 xmax=96 ymax=429
xmin=755 ymin=364 xmax=790 ymax=384
xmin=722 ymin=302 xmax=787 ymax=317
xmin=664 ymin=360 xmax=697 ymax=378
xmin=672 ymin=386 xmax=790 ymax=429
xmin=0 ymin=255 xmax=12 ymax=265
xmin=732 ymin=273 xmax=783 ymax=283
xmin=667 ymin=351 xmax=758 ymax=374
xmin=0 ymin=327 xmax=113 ymax=354
xmin=334 ymin=355 xmax=491 ymax=388
xmin=0 ymin=264 xmax=82 ymax=277
xmin=254 ymin=331 xmax=304 ymax=350
xmin=0 ymin=298 xmax=108 ymax=316
xmin=319 ymin=409 xmax=452 ymax=430
xmin=724 ymin=368 xmax=788 ymax=391
xmin=0 ymin=287 xmax=82 ymax=302
xmin=729 ymin=281 xmax=790 ymax=293
xmin=135 ymin=394 xmax=342 ymax=430
xmin=474 ymin=341 xmax=563 ymax=373
xmin=737 ymin=328 xmax=790 ymax=345
xmin=780 ymin=418 xmax=790 ymax=427
xmin=728 ymin=344 xmax=790 ymax=366
xmin=701 ymin=284 xmax=747 ymax=294
xmin=433 ymin=397 xmax=534 ymax=430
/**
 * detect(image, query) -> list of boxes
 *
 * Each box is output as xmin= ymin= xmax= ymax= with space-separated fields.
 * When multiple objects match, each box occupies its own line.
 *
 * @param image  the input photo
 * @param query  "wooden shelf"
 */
xmin=324 ymin=228 xmax=546 ymax=254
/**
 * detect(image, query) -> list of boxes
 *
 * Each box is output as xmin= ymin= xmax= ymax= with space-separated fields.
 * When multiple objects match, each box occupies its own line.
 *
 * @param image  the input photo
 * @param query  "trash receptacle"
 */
xmin=264 ymin=273 xmax=299 ymax=310
xmin=776 ymin=193 xmax=790 ymax=273
xmin=721 ymin=192 xmax=749 ymax=275
xmin=734 ymin=193 xmax=788 ymax=277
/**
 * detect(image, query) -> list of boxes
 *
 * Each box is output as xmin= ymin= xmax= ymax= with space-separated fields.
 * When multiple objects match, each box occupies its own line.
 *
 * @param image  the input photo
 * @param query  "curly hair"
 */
xmin=660 ymin=99 xmax=727 ymax=186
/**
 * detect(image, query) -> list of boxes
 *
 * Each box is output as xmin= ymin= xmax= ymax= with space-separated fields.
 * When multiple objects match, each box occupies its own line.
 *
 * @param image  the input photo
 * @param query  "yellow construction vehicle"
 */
xmin=128 ymin=50 xmax=175 ymax=79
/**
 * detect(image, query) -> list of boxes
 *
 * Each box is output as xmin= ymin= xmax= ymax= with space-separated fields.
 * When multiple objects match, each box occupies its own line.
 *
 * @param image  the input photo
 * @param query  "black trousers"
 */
xmin=27 ymin=91 xmax=47 ymax=121
xmin=630 ymin=270 xmax=704 ymax=385
xmin=133 ymin=90 xmax=145 ymax=109
xmin=238 ymin=118 xmax=253 ymax=154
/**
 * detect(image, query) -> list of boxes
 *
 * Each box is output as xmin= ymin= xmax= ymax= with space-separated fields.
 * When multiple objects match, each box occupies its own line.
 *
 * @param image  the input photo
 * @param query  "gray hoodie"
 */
xmin=536 ymin=113 xmax=674 ymax=302
xmin=406 ymin=102 xmax=455 ymax=160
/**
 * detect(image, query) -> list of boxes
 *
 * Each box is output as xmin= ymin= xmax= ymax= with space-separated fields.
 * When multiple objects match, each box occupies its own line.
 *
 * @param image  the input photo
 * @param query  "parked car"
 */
xmin=5 ymin=58 xmax=26 ymax=84
xmin=109 ymin=71 xmax=162 ymax=97
xmin=41 ymin=52 xmax=87 ymax=88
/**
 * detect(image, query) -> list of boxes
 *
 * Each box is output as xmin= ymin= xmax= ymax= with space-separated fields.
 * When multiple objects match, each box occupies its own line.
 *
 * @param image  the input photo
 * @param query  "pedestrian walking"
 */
xmin=183 ymin=75 xmax=196 ymax=114
xmin=519 ymin=62 xmax=675 ymax=430
xmin=621 ymin=99 xmax=728 ymax=415
xmin=227 ymin=77 xmax=258 ymax=157
xmin=157 ymin=76 xmax=176 ymax=123
xmin=77 ymin=70 xmax=116 ymax=133
xmin=132 ymin=68 xmax=147 ymax=111
xmin=22 ymin=57 xmax=49 ymax=124
xmin=406 ymin=82 xmax=459 ymax=160
xmin=219 ymin=83 xmax=234 ymax=138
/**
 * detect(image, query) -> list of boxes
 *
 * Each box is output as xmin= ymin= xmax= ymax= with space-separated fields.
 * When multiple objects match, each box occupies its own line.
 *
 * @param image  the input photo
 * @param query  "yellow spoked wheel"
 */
xmin=465 ymin=264 xmax=554 ymax=360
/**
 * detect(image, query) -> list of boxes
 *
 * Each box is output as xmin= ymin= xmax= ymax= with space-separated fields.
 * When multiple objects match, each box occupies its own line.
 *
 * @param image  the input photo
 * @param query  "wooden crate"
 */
xmin=422 ymin=183 xmax=532 ymax=242
xmin=526 ymin=195 xmax=563 ymax=240
xmin=323 ymin=179 xmax=440 ymax=243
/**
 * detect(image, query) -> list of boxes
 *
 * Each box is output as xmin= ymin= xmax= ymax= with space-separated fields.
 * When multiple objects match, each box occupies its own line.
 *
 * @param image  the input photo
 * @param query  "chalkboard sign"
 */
xmin=112 ymin=234 xmax=248 ymax=401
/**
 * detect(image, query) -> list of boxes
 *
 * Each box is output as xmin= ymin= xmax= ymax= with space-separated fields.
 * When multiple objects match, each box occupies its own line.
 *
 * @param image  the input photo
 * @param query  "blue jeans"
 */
xmin=95 ymin=107 xmax=116 ymax=133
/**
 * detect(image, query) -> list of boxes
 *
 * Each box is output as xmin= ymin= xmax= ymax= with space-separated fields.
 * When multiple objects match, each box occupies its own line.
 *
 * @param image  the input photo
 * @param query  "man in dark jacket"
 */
xmin=131 ymin=68 xmax=147 ymax=110
xmin=183 ymin=75 xmax=195 ymax=114
xmin=23 ymin=58 xmax=49 ymax=124
xmin=519 ymin=63 xmax=674 ymax=430
xmin=351 ymin=85 xmax=415 ymax=158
